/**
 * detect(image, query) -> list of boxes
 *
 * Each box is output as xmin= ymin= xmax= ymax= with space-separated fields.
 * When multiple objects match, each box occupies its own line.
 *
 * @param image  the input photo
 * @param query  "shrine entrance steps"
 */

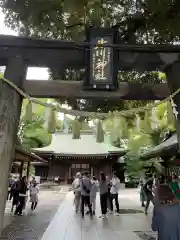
xmin=41 ymin=190 xmax=156 ymax=240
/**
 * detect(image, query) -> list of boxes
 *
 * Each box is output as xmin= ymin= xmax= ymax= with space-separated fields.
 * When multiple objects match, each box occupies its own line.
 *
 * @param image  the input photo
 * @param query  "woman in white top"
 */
xmin=30 ymin=182 xmax=39 ymax=211
xmin=90 ymin=177 xmax=99 ymax=215
xmin=72 ymin=172 xmax=81 ymax=213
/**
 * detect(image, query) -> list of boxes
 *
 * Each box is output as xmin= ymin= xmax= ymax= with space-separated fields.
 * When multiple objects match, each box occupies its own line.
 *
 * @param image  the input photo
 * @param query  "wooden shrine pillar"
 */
xmin=0 ymin=57 xmax=26 ymax=234
xmin=19 ymin=162 xmax=24 ymax=179
xmin=90 ymin=166 xmax=94 ymax=177
xmin=26 ymin=162 xmax=31 ymax=181
xmin=160 ymin=54 xmax=180 ymax=150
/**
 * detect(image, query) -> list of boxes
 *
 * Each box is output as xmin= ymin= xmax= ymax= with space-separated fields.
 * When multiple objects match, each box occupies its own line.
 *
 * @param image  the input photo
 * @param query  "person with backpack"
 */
xmin=80 ymin=172 xmax=92 ymax=219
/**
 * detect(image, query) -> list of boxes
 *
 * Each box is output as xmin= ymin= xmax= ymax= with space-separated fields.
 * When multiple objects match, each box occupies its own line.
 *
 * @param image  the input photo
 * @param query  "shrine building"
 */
xmin=140 ymin=132 xmax=180 ymax=176
xmin=33 ymin=131 xmax=127 ymax=183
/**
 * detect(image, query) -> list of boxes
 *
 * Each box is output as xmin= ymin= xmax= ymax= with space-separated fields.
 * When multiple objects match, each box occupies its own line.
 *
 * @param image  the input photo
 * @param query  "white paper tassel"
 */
xmin=135 ymin=114 xmax=140 ymax=133
xmin=31 ymin=102 xmax=37 ymax=113
xmin=171 ymin=98 xmax=178 ymax=119
xmin=43 ymin=107 xmax=50 ymax=129
xmin=63 ymin=114 xmax=69 ymax=134
xmin=152 ymin=108 xmax=158 ymax=130
xmin=113 ymin=117 xmax=119 ymax=128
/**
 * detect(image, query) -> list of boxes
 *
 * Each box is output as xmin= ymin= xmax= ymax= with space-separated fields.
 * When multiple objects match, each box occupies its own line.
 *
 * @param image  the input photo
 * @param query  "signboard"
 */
xmin=84 ymin=27 xmax=118 ymax=90
xmin=91 ymin=37 xmax=112 ymax=83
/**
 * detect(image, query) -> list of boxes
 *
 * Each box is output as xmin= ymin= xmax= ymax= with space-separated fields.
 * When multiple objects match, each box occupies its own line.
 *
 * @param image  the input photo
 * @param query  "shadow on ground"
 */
xmin=135 ymin=231 xmax=157 ymax=240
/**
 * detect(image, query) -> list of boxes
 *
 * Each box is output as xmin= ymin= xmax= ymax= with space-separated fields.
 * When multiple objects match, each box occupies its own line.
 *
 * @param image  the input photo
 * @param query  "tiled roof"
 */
xmin=140 ymin=133 xmax=177 ymax=160
xmin=33 ymin=131 xmax=127 ymax=156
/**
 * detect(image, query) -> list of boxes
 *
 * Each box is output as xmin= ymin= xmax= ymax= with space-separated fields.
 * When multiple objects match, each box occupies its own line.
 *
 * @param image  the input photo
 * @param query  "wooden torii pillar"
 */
xmin=159 ymin=54 xmax=180 ymax=151
xmin=0 ymin=57 xmax=26 ymax=234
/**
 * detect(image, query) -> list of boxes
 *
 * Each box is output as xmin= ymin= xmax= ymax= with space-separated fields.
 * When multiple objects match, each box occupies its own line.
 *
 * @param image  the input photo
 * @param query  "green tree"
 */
xmin=0 ymin=0 xmax=167 ymax=113
xmin=19 ymin=99 xmax=60 ymax=149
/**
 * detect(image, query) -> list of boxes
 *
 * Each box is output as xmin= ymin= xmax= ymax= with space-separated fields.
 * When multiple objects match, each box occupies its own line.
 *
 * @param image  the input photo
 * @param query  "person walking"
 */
xmin=143 ymin=175 xmax=154 ymax=214
xmin=80 ymin=172 xmax=93 ymax=219
xmin=90 ymin=176 xmax=99 ymax=215
xmin=72 ymin=172 xmax=81 ymax=213
xmin=110 ymin=172 xmax=120 ymax=216
xmin=7 ymin=177 xmax=15 ymax=200
xmin=106 ymin=176 xmax=112 ymax=213
xmin=139 ymin=177 xmax=146 ymax=207
xmin=30 ymin=182 xmax=39 ymax=211
xmin=11 ymin=179 xmax=19 ymax=213
xmin=99 ymin=172 xmax=108 ymax=219
xmin=15 ymin=176 xmax=28 ymax=216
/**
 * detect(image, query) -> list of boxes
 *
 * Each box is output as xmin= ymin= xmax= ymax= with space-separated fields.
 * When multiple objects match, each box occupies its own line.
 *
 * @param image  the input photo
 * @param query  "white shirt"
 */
xmin=30 ymin=186 xmax=39 ymax=195
xmin=110 ymin=177 xmax=120 ymax=194
xmin=72 ymin=178 xmax=81 ymax=192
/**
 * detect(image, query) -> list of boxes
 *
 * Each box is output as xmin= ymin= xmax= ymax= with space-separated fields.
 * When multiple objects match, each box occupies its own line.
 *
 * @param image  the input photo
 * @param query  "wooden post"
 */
xmin=19 ymin=162 xmax=24 ymax=179
xmin=0 ymin=57 xmax=26 ymax=234
xmin=26 ymin=161 xmax=31 ymax=181
xmin=90 ymin=166 xmax=93 ymax=177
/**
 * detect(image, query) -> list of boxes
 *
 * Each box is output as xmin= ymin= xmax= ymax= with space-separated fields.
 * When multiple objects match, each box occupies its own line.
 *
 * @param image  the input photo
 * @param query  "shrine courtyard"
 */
xmin=1 ymin=187 xmax=156 ymax=240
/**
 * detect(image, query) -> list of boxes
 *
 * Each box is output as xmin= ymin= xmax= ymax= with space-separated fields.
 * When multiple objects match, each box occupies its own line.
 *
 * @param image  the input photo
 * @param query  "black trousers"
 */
xmin=100 ymin=193 xmax=107 ymax=215
xmin=7 ymin=190 xmax=13 ymax=200
xmin=145 ymin=192 xmax=154 ymax=212
xmin=110 ymin=193 xmax=120 ymax=213
xmin=31 ymin=202 xmax=38 ymax=210
xmin=81 ymin=195 xmax=92 ymax=217
xmin=15 ymin=196 xmax=25 ymax=215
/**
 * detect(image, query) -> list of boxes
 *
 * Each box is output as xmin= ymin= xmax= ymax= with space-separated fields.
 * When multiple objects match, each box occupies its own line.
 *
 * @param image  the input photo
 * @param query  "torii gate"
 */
xmin=0 ymin=27 xmax=180 ymax=233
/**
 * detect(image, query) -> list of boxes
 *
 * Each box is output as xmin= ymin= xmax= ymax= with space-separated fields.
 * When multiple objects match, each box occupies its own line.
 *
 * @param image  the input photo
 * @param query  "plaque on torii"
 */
xmin=84 ymin=27 xmax=119 ymax=90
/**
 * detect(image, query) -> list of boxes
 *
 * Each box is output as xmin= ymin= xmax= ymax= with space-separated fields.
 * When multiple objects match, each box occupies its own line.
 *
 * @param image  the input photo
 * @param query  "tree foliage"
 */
xmin=0 ymin=0 xmax=169 ymax=112
xmin=19 ymin=99 xmax=62 ymax=149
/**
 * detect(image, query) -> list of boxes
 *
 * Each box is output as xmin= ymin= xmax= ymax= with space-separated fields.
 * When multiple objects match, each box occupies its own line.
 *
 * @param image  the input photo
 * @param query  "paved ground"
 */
xmin=1 ymin=188 xmax=156 ymax=240
xmin=41 ymin=189 xmax=156 ymax=240
xmin=0 ymin=186 xmax=69 ymax=240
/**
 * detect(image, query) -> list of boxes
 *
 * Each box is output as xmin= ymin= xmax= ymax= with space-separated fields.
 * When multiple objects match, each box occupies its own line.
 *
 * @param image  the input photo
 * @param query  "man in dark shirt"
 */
xmin=143 ymin=177 xmax=154 ymax=214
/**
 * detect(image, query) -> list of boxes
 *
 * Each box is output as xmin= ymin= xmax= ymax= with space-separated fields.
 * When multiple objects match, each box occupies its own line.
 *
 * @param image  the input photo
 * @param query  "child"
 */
xmin=30 ymin=182 xmax=39 ymax=211
xmin=90 ymin=177 xmax=99 ymax=215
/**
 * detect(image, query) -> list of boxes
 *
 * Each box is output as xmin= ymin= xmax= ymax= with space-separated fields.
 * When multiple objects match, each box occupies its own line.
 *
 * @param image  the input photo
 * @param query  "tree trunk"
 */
xmin=0 ymin=57 xmax=26 ymax=234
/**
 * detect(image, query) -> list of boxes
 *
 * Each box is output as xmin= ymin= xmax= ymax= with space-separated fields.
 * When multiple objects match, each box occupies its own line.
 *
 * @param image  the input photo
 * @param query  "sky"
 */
xmin=0 ymin=9 xmax=49 ymax=80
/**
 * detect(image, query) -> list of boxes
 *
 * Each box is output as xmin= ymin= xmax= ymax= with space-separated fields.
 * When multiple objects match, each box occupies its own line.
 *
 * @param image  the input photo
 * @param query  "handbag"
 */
xmin=82 ymin=180 xmax=90 ymax=194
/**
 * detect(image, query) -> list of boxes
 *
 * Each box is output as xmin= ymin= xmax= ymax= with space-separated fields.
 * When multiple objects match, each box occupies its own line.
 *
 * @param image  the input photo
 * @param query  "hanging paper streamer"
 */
xmin=24 ymin=101 xmax=32 ymax=122
xmin=110 ymin=117 xmax=120 ymax=144
xmin=120 ymin=116 xmax=129 ymax=138
xmin=135 ymin=114 xmax=141 ymax=133
xmin=72 ymin=118 xmax=81 ymax=139
xmin=113 ymin=116 xmax=119 ymax=129
xmin=153 ymin=161 xmax=164 ymax=173
xmin=151 ymin=108 xmax=158 ymax=130
xmin=96 ymin=119 xmax=104 ymax=143
xmin=47 ymin=108 xmax=56 ymax=133
xmin=31 ymin=101 xmax=37 ymax=114
xmin=63 ymin=114 xmax=69 ymax=134
xmin=43 ymin=106 xmax=49 ymax=129
xmin=171 ymin=98 xmax=179 ymax=120
xmin=141 ymin=111 xmax=152 ymax=134
xmin=167 ymin=100 xmax=175 ymax=127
